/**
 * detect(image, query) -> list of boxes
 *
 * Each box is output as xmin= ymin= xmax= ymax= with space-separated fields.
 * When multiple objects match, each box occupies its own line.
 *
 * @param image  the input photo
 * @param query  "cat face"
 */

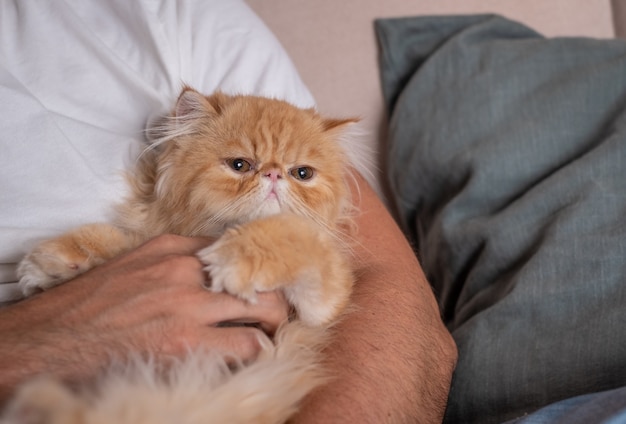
xmin=148 ymin=88 xmax=355 ymax=236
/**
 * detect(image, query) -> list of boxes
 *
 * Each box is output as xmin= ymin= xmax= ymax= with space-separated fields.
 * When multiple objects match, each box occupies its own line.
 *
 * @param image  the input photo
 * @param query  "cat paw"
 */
xmin=17 ymin=240 xmax=95 ymax=296
xmin=197 ymin=231 xmax=270 ymax=303
xmin=197 ymin=217 xmax=354 ymax=326
xmin=17 ymin=224 xmax=136 ymax=297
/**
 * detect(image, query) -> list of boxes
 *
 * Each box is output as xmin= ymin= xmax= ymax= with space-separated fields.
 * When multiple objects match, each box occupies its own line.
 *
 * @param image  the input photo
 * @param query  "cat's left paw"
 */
xmin=197 ymin=217 xmax=354 ymax=326
xmin=197 ymin=228 xmax=275 ymax=303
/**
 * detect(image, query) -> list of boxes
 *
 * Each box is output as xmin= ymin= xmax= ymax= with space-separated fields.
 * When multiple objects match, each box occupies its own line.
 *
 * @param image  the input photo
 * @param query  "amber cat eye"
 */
xmin=226 ymin=158 xmax=253 ymax=172
xmin=289 ymin=166 xmax=315 ymax=181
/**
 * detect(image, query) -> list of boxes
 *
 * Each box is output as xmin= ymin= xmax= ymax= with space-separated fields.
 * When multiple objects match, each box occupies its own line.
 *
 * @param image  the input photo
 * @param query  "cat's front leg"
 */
xmin=18 ymin=223 xmax=139 ymax=296
xmin=198 ymin=214 xmax=354 ymax=326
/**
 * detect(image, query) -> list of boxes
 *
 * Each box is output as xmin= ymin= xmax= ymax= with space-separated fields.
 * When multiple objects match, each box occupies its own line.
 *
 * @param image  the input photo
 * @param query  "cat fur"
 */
xmin=8 ymin=87 xmax=358 ymax=424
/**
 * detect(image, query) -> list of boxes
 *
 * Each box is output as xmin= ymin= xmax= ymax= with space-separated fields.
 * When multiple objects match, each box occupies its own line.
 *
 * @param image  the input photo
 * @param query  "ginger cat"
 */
xmin=7 ymin=87 xmax=358 ymax=423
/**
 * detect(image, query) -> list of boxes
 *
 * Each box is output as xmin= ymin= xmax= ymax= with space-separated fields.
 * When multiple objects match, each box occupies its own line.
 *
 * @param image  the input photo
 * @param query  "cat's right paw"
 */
xmin=17 ymin=239 xmax=95 ymax=296
xmin=17 ymin=224 xmax=138 ymax=297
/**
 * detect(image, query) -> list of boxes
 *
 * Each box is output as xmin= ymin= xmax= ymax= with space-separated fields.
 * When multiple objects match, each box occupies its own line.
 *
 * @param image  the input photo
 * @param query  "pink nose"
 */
xmin=264 ymin=169 xmax=282 ymax=182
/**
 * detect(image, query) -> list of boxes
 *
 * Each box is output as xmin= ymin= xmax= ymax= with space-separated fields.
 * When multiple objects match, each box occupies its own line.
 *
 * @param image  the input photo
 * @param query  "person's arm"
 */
xmin=0 ymin=235 xmax=289 ymax=407
xmin=293 ymin=173 xmax=457 ymax=423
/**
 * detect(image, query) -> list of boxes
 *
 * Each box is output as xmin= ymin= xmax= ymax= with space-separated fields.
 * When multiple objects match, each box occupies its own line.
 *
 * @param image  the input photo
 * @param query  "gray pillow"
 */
xmin=376 ymin=14 xmax=626 ymax=424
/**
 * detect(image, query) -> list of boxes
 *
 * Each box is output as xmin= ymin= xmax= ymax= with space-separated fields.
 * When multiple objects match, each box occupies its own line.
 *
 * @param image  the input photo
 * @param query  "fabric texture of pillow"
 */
xmin=0 ymin=0 xmax=314 ymax=301
xmin=376 ymin=14 xmax=626 ymax=424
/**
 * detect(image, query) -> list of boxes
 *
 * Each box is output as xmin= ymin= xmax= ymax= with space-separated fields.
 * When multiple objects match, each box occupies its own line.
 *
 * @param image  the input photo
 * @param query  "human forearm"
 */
xmin=293 ymin=174 xmax=457 ymax=423
xmin=0 ymin=235 xmax=290 ymax=407
xmin=0 ymin=292 xmax=96 ymax=407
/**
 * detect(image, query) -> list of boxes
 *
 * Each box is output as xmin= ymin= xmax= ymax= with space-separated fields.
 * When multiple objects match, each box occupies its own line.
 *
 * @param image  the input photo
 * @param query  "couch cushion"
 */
xmin=377 ymin=14 xmax=626 ymax=423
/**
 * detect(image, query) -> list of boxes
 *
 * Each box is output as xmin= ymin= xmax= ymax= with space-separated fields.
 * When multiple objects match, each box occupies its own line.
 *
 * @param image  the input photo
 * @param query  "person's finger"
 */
xmin=165 ymin=324 xmax=272 ymax=362
xmin=210 ymin=326 xmax=272 ymax=362
xmin=193 ymin=290 xmax=290 ymax=334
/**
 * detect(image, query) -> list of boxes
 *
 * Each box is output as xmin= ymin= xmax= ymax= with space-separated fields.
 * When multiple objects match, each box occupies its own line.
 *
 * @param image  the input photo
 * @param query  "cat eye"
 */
xmin=226 ymin=158 xmax=253 ymax=173
xmin=289 ymin=166 xmax=315 ymax=181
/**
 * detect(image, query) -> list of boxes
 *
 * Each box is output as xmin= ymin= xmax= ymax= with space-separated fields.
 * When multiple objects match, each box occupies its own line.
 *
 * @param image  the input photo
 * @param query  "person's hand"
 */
xmin=0 ymin=234 xmax=290 ymax=403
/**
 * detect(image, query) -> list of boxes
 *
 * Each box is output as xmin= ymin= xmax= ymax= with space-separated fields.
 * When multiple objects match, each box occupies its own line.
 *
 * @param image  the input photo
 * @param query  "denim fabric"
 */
xmin=377 ymin=15 xmax=626 ymax=424
xmin=506 ymin=386 xmax=626 ymax=424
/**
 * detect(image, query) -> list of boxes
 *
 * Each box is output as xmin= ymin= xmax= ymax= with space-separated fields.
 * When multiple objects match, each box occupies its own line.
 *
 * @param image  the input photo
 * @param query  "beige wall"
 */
xmin=613 ymin=0 xmax=626 ymax=37
xmin=246 ymin=1 xmax=615 ymax=196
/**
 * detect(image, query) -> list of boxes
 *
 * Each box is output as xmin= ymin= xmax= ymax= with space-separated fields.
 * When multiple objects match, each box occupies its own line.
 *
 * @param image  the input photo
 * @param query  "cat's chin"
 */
xmin=253 ymin=199 xmax=283 ymax=219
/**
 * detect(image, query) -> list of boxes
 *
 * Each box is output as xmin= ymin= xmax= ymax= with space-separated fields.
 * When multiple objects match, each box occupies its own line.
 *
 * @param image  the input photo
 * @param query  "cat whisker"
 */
xmin=193 ymin=191 xmax=257 ymax=235
xmin=286 ymin=195 xmax=356 ymax=255
xmin=194 ymin=207 xmax=239 ymax=235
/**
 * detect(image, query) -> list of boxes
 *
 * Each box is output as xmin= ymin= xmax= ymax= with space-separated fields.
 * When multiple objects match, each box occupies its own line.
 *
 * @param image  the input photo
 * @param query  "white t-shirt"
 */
xmin=0 ymin=0 xmax=315 ymax=302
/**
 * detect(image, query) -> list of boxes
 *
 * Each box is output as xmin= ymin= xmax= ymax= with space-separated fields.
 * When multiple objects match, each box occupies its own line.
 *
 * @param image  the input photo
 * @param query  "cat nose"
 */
xmin=264 ymin=169 xmax=282 ymax=182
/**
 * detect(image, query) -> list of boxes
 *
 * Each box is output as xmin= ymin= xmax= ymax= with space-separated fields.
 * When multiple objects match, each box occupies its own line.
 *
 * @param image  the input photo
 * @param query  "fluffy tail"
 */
xmin=2 ymin=322 xmax=329 ymax=424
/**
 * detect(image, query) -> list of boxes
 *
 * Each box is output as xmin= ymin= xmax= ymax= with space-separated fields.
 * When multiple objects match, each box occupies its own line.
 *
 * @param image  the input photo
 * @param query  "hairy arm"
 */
xmin=293 ymin=173 xmax=457 ymax=423
xmin=0 ymin=235 xmax=289 ymax=407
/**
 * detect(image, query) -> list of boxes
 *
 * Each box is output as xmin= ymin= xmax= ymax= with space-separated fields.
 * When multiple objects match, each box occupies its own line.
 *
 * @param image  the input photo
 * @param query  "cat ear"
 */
xmin=321 ymin=117 xmax=360 ymax=133
xmin=175 ymin=86 xmax=218 ymax=118
xmin=146 ymin=87 xmax=221 ymax=147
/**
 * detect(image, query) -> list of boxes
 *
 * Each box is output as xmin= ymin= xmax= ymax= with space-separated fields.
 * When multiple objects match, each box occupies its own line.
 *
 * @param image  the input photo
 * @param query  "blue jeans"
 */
xmin=505 ymin=386 xmax=626 ymax=424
